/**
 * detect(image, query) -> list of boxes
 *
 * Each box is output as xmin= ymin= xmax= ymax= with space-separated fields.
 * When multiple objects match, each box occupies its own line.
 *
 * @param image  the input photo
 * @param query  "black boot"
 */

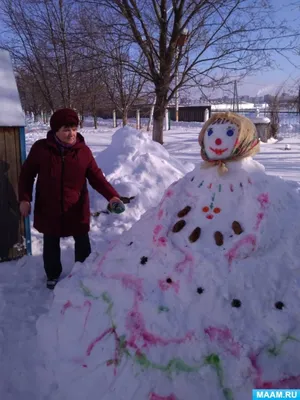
xmin=46 ymin=279 xmax=59 ymax=290
xmin=43 ymin=235 xmax=62 ymax=289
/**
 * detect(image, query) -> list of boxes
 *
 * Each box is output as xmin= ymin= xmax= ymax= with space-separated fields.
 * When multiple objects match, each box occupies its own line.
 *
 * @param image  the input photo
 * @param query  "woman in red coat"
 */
xmin=18 ymin=108 xmax=125 ymax=289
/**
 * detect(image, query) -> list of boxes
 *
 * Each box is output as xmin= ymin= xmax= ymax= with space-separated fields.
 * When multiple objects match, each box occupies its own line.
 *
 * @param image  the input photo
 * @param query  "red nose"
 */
xmin=215 ymin=138 xmax=222 ymax=146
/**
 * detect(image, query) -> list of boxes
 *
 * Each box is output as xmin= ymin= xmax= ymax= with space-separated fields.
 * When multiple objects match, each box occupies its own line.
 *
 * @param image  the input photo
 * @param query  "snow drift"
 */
xmin=88 ymin=126 xmax=194 ymax=240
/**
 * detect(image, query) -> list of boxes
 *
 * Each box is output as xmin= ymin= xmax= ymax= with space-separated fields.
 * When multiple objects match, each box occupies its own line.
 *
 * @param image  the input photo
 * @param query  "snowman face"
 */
xmin=203 ymin=121 xmax=238 ymax=160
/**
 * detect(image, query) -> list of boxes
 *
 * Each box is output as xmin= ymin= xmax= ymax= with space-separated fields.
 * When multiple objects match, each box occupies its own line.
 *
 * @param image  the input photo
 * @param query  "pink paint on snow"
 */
xmin=248 ymin=352 xmax=263 ymax=387
xmin=61 ymin=300 xmax=92 ymax=338
xmin=158 ymin=279 xmax=180 ymax=294
xmin=157 ymin=188 xmax=175 ymax=211
xmin=204 ymin=326 xmax=241 ymax=357
xmin=157 ymin=237 xmax=167 ymax=247
xmin=149 ymin=393 xmax=177 ymax=400
xmin=61 ymin=300 xmax=72 ymax=315
xmin=255 ymin=212 xmax=264 ymax=231
xmin=225 ymin=234 xmax=257 ymax=267
xmin=249 ymin=352 xmax=300 ymax=389
xmin=257 ymin=193 xmax=270 ymax=210
xmin=253 ymin=193 xmax=269 ymax=231
xmin=153 ymin=224 xmax=167 ymax=247
xmin=81 ymin=301 xmax=92 ymax=337
xmin=95 ymin=241 xmax=119 ymax=274
xmin=248 ymin=178 xmax=253 ymax=185
xmin=158 ymin=209 xmax=164 ymax=220
xmin=86 ymin=327 xmax=114 ymax=356
xmin=175 ymin=250 xmax=194 ymax=280
xmin=110 ymin=273 xmax=144 ymax=300
xmin=126 ymin=300 xmax=194 ymax=349
xmin=261 ymin=375 xmax=300 ymax=389
xmin=153 ymin=224 xmax=163 ymax=237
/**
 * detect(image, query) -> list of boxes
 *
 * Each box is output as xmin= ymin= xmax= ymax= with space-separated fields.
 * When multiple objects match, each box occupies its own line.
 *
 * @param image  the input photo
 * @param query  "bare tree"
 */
xmin=79 ymin=0 xmax=294 ymax=144
xmin=266 ymin=86 xmax=285 ymax=139
xmin=100 ymin=42 xmax=146 ymax=126
xmin=268 ymin=94 xmax=280 ymax=139
xmin=0 ymin=0 xmax=78 ymax=110
xmin=15 ymin=67 xmax=49 ymax=121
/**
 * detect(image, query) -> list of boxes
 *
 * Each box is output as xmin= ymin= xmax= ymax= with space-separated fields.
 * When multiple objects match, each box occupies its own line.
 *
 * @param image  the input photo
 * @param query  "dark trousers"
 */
xmin=43 ymin=234 xmax=91 ymax=280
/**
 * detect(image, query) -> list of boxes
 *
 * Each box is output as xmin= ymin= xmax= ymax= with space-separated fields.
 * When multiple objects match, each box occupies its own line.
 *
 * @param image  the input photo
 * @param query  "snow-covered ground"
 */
xmin=1 ymin=118 xmax=300 ymax=399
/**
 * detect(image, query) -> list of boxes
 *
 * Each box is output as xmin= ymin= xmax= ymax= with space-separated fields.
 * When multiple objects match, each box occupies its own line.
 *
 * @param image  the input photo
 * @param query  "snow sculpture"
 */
xmin=38 ymin=112 xmax=300 ymax=400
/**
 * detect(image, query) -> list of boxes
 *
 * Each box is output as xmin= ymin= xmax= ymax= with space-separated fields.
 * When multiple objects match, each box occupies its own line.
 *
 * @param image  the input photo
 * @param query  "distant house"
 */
xmin=0 ymin=49 xmax=31 ymax=262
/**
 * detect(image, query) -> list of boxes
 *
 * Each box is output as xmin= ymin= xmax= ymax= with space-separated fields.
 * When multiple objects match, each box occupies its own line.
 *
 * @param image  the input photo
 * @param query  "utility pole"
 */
xmin=232 ymin=80 xmax=239 ymax=112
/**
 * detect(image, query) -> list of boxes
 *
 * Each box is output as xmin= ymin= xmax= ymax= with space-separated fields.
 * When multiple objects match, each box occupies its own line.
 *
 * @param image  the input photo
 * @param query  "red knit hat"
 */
xmin=50 ymin=108 xmax=79 ymax=132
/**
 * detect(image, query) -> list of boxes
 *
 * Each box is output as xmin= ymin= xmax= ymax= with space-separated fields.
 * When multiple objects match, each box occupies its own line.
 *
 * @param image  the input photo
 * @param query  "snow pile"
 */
xmin=37 ymin=156 xmax=300 ymax=400
xmin=89 ymin=126 xmax=194 ymax=239
xmin=250 ymin=116 xmax=270 ymax=124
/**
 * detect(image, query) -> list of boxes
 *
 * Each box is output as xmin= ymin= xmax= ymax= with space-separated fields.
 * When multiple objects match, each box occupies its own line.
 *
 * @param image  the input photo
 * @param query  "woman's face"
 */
xmin=56 ymin=125 xmax=77 ymax=145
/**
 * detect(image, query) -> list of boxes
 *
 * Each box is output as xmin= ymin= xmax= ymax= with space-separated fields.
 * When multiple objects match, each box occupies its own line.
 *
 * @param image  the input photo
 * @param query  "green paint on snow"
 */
xmin=80 ymin=284 xmax=236 ymax=400
xmin=80 ymin=281 xmax=99 ymax=299
xmin=268 ymin=335 xmax=300 ymax=356
xmin=198 ymin=180 xmax=204 ymax=188
xmin=134 ymin=352 xmax=201 ymax=375
xmin=158 ymin=306 xmax=170 ymax=313
xmin=205 ymin=354 xmax=234 ymax=400
xmin=219 ymin=184 xmax=222 ymax=192
xmin=223 ymin=388 xmax=234 ymax=400
xmin=107 ymin=334 xmax=131 ymax=367
xmin=101 ymin=292 xmax=114 ymax=316
xmin=210 ymin=193 xmax=216 ymax=209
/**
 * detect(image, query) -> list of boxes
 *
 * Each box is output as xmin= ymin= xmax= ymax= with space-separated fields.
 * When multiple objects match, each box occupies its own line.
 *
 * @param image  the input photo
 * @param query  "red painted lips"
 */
xmin=209 ymin=147 xmax=228 ymax=155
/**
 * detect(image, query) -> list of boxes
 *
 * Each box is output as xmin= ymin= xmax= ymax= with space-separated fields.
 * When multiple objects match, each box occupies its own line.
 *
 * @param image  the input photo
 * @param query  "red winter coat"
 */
xmin=18 ymin=131 xmax=120 ymax=237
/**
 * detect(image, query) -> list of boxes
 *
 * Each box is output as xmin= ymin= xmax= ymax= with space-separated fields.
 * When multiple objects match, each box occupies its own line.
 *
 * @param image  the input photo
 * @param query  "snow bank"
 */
xmin=37 ymin=156 xmax=300 ymax=399
xmin=89 ymin=126 xmax=194 ymax=240
xmin=250 ymin=116 xmax=270 ymax=124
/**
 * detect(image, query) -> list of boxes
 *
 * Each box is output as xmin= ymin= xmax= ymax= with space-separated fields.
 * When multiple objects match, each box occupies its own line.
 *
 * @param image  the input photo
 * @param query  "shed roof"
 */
xmin=0 ymin=49 xmax=25 ymax=127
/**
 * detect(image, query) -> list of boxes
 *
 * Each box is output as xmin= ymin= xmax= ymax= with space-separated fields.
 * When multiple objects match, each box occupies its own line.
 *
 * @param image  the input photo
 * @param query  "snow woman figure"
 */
xmin=199 ymin=111 xmax=260 ymax=175
xmin=38 ymin=112 xmax=300 ymax=400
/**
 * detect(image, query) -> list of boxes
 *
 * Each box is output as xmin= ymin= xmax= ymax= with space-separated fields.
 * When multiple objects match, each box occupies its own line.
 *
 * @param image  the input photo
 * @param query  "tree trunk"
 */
xmin=93 ymin=114 xmax=98 ymax=129
xmin=80 ymin=112 xmax=84 ymax=128
xmin=34 ymin=112 xmax=39 ymax=123
xmin=152 ymin=93 xmax=167 ymax=144
xmin=122 ymin=110 xmax=128 ymax=127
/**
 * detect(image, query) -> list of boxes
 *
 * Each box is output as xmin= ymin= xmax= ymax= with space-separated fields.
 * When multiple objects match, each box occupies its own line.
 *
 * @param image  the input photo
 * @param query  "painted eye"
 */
xmin=207 ymin=128 xmax=213 ymax=136
xmin=227 ymin=128 xmax=234 ymax=137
